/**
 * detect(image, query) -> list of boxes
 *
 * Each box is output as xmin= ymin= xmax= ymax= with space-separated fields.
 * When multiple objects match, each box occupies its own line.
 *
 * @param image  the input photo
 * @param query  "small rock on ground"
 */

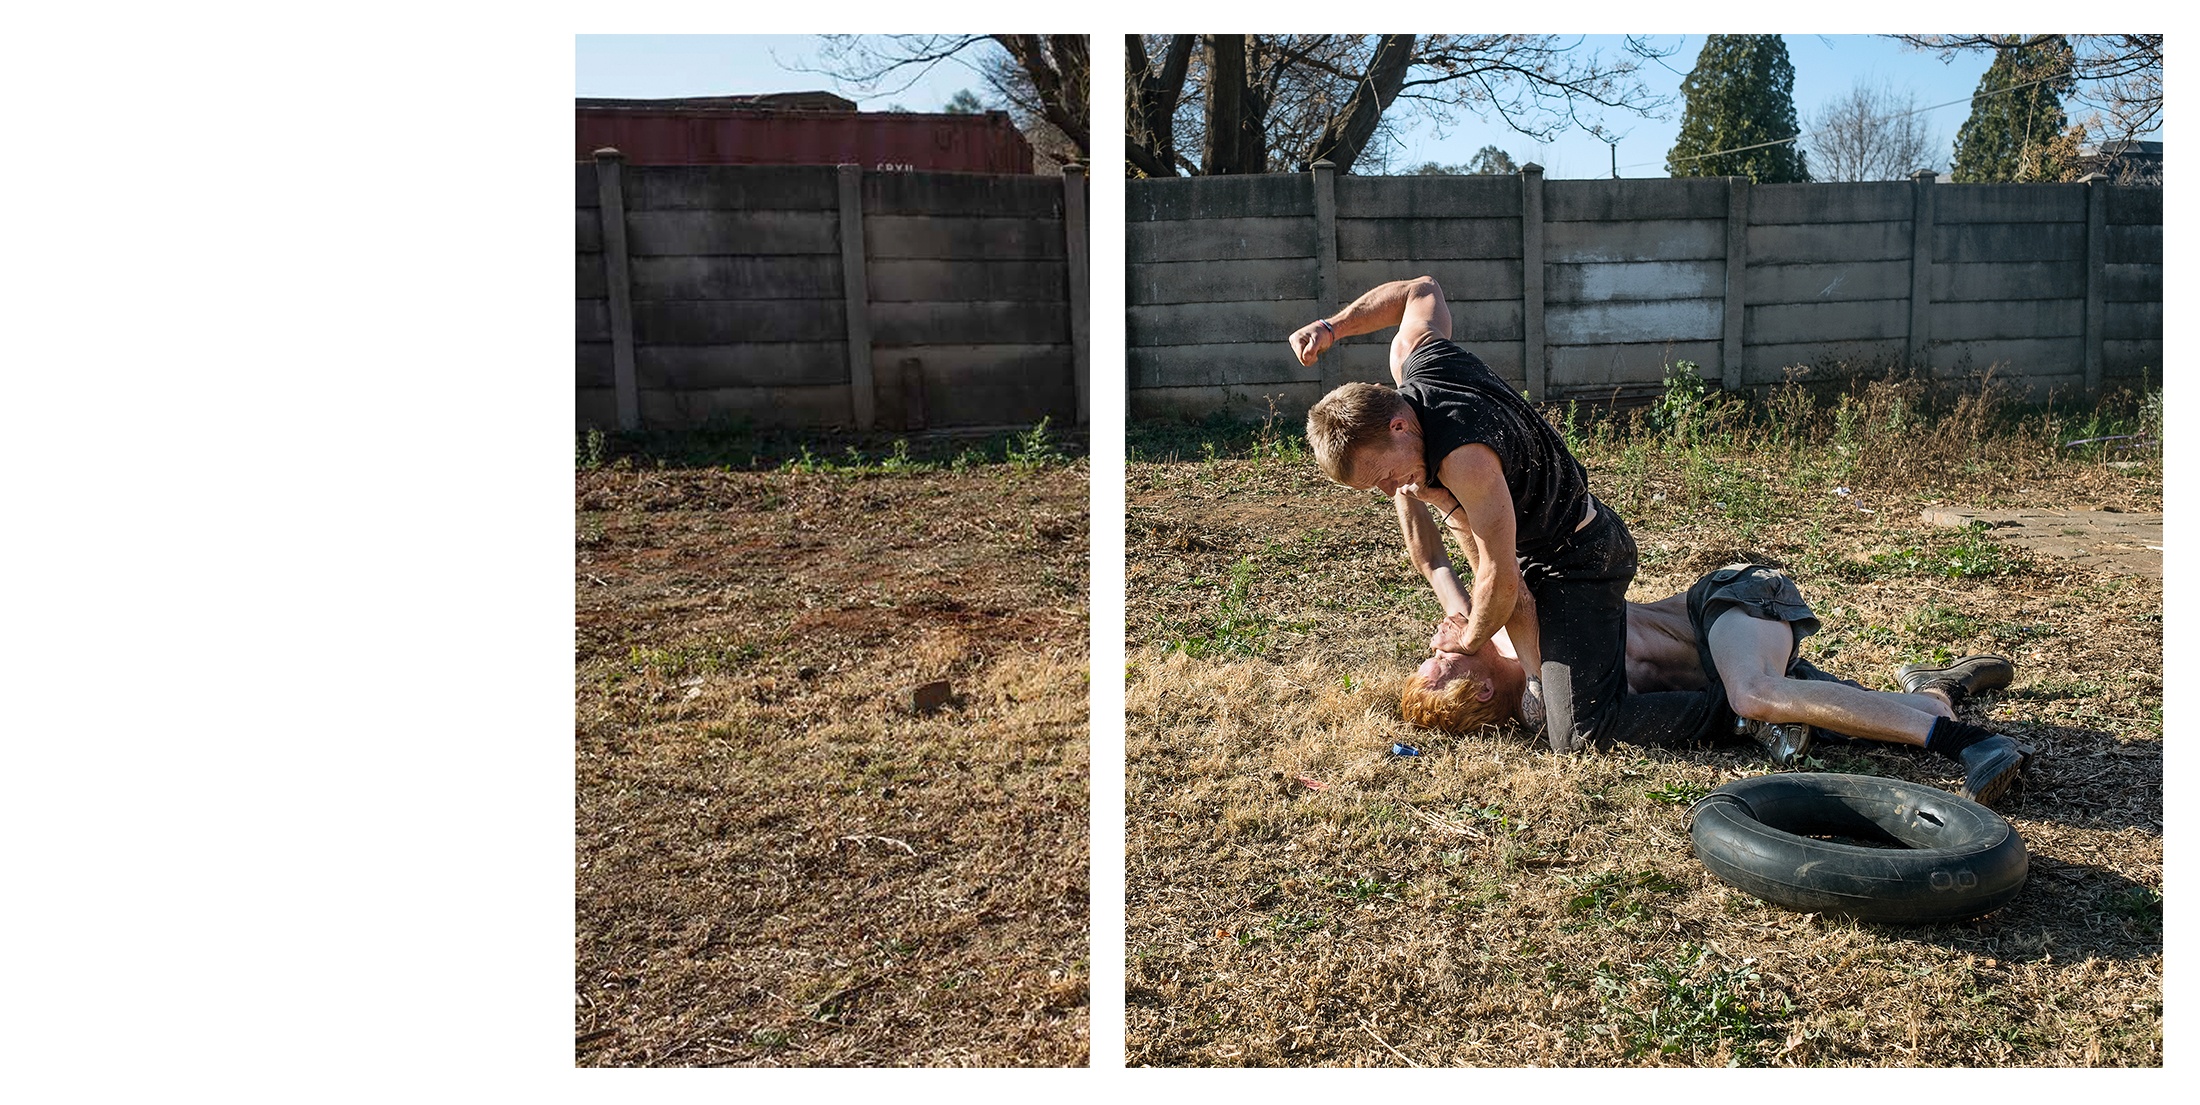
xmin=905 ymin=680 xmax=953 ymax=714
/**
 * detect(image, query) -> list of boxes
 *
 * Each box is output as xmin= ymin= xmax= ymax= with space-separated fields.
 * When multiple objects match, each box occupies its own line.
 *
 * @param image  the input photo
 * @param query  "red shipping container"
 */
xmin=576 ymin=96 xmax=1036 ymax=174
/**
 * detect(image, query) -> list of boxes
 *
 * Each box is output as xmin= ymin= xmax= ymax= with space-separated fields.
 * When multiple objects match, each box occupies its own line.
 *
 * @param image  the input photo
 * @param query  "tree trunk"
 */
xmin=1310 ymin=34 xmax=1415 ymax=174
xmin=1205 ymin=34 xmax=1248 ymax=174
xmin=1239 ymin=56 xmax=1270 ymax=174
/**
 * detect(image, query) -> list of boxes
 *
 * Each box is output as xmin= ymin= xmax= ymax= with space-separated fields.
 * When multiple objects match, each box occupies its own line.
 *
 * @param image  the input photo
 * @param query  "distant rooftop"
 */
xmin=2083 ymin=138 xmax=2162 ymax=157
xmin=2080 ymin=138 xmax=2163 ymax=185
xmin=577 ymin=92 xmax=858 ymax=113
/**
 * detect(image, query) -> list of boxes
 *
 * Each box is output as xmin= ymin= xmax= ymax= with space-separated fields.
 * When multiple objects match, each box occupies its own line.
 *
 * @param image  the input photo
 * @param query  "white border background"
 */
xmin=3 ymin=4 xmax=2179 ymax=1097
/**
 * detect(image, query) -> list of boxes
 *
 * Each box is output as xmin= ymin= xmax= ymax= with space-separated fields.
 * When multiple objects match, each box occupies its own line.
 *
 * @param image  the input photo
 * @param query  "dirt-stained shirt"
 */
xmin=1395 ymin=335 xmax=1590 ymax=557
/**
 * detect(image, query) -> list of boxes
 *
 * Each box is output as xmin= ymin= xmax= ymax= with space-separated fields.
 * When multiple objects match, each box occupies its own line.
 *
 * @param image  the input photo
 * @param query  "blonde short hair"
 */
xmin=1400 ymin=666 xmax=1508 ymax=733
xmin=1306 ymin=382 xmax=1409 ymax=483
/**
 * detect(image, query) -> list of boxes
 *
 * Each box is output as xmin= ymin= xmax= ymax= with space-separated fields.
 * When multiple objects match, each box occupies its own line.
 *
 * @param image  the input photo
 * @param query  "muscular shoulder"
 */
xmin=1397 ymin=334 xmax=1462 ymax=381
xmin=1432 ymin=440 xmax=1504 ymax=493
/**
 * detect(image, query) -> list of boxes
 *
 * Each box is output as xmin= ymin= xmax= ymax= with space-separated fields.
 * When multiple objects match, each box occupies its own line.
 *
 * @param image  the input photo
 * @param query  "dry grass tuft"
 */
xmin=1126 ymin=389 xmax=2161 ymax=1067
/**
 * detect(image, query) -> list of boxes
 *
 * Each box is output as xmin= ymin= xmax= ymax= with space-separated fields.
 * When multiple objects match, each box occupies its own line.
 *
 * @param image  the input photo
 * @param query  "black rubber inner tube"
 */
xmin=1688 ymin=772 xmax=2028 ymax=925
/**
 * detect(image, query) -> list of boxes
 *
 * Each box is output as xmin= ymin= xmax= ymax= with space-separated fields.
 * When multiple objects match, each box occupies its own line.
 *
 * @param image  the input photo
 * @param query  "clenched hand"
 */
xmin=1287 ymin=320 xmax=1334 ymax=366
xmin=1430 ymin=611 xmax=1478 ymax=655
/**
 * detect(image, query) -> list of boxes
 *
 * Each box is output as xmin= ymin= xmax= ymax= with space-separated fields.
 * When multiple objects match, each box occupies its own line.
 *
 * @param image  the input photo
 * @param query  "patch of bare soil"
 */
xmin=1124 ymin=439 xmax=2162 ymax=1067
xmin=1922 ymin=506 xmax=2162 ymax=578
xmin=576 ymin=462 xmax=1089 ymax=1067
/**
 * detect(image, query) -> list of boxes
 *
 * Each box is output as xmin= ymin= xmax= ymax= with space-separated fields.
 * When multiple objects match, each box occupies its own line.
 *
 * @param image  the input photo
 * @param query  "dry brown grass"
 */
xmin=576 ymin=458 xmax=1089 ymax=1067
xmin=1125 ymin=386 xmax=2162 ymax=1067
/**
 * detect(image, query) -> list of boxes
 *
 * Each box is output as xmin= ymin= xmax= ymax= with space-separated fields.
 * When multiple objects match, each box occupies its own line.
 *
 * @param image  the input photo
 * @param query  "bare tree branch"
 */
xmin=992 ymin=34 xmax=1089 ymax=157
xmin=1127 ymin=34 xmax=1674 ymax=175
xmin=1127 ymin=34 xmax=1194 ymax=177
xmin=1309 ymin=35 xmax=1416 ymax=174
xmin=1805 ymin=80 xmax=1939 ymax=181
xmin=805 ymin=35 xmax=992 ymax=95
xmin=805 ymin=34 xmax=1089 ymax=169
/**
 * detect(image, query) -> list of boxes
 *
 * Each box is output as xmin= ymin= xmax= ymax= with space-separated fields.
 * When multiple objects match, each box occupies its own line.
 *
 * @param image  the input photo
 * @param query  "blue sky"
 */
xmin=576 ymin=34 xmax=2147 ymax=179
xmin=576 ymin=34 xmax=985 ymax=113
xmin=1388 ymin=35 xmax=1999 ymax=179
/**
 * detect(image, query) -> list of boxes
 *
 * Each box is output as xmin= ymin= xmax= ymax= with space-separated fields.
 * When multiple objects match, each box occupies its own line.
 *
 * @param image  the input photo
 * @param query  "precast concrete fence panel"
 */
xmin=579 ymin=155 xmax=1088 ymax=432
xmin=1126 ymin=173 xmax=1328 ymax=421
xmin=1126 ymin=169 xmax=2161 ymax=421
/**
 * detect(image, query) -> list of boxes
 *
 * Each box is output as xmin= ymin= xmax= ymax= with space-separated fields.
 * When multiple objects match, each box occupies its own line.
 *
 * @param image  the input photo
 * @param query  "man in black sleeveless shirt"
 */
xmin=1294 ymin=275 xmax=1719 ymax=751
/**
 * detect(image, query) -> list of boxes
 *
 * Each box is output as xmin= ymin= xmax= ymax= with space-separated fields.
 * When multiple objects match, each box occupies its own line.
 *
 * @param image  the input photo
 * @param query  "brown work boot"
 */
xmin=1898 ymin=654 xmax=2015 ymax=707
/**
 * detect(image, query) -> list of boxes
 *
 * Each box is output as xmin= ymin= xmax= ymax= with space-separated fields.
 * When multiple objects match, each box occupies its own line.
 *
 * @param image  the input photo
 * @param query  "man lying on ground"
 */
xmin=1401 ymin=561 xmax=2031 ymax=805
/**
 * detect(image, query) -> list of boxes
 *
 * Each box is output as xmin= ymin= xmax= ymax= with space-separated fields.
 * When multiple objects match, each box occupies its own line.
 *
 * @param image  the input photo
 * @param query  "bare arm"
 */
xmin=1287 ymin=275 xmax=1453 ymax=374
xmin=1395 ymin=492 xmax=1472 ymax=618
xmin=1503 ymin=584 xmax=1542 ymax=681
xmin=1507 ymin=585 xmax=1547 ymax=736
xmin=1432 ymin=561 xmax=1547 ymax=737
xmin=1424 ymin=443 xmax=1521 ymax=654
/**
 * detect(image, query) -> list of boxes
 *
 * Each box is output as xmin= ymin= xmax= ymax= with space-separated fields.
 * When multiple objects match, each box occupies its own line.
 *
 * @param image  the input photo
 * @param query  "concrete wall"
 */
xmin=1127 ymin=166 xmax=2163 ymax=420
xmin=579 ymin=156 xmax=1089 ymax=432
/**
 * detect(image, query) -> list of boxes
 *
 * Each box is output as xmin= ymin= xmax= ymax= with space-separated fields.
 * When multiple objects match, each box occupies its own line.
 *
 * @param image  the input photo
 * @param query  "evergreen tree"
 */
xmin=1949 ymin=36 xmax=2078 ymax=182
xmin=1408 ymin=147 xmax=1520 ymax=176
xmin=1464 ymin=145 xmax=1519 ymax=175
xmin=1666 ymin=35 xmax=1809 ymax=182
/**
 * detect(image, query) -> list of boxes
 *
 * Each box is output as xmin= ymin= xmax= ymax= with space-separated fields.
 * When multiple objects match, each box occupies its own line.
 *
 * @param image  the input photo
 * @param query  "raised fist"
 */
xmin=1287 ymin=320 xmax=1333 ymax=367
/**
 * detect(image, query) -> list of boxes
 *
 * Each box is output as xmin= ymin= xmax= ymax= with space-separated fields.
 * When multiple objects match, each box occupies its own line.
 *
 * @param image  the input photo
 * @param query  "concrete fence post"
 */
xmin=1722 ymin=175 xmax=1750 ymax=392
xmin=2081 ymin=172 xmax=2109 ymax=397
xmin=1907 ymin=169 xmax=1937 ymax=371
xmin=592 ymin=148 xmax=640 ymax=432
xmin=1311 ymin=159 xmax=1342 ymax=393
xmin=836 ymin=164 xmax=876 ymax=431
xmin=1520 ymin=163 xmax=1546 ymax=402
xmin=1062 ymin=163 xmax=1090 ymax=426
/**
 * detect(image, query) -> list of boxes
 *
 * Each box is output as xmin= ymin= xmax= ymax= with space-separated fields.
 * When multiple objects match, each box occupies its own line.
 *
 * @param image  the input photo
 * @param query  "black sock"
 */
xmin=1925 ymin=681 xmax=1969 ymax=709
xmin=1925 ymin=717 xmax=1998 ymax=759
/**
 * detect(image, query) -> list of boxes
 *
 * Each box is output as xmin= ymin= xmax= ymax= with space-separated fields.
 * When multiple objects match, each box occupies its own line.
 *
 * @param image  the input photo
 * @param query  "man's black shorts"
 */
xmin=1684 ymin=562 xmax=1821 ymax=687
